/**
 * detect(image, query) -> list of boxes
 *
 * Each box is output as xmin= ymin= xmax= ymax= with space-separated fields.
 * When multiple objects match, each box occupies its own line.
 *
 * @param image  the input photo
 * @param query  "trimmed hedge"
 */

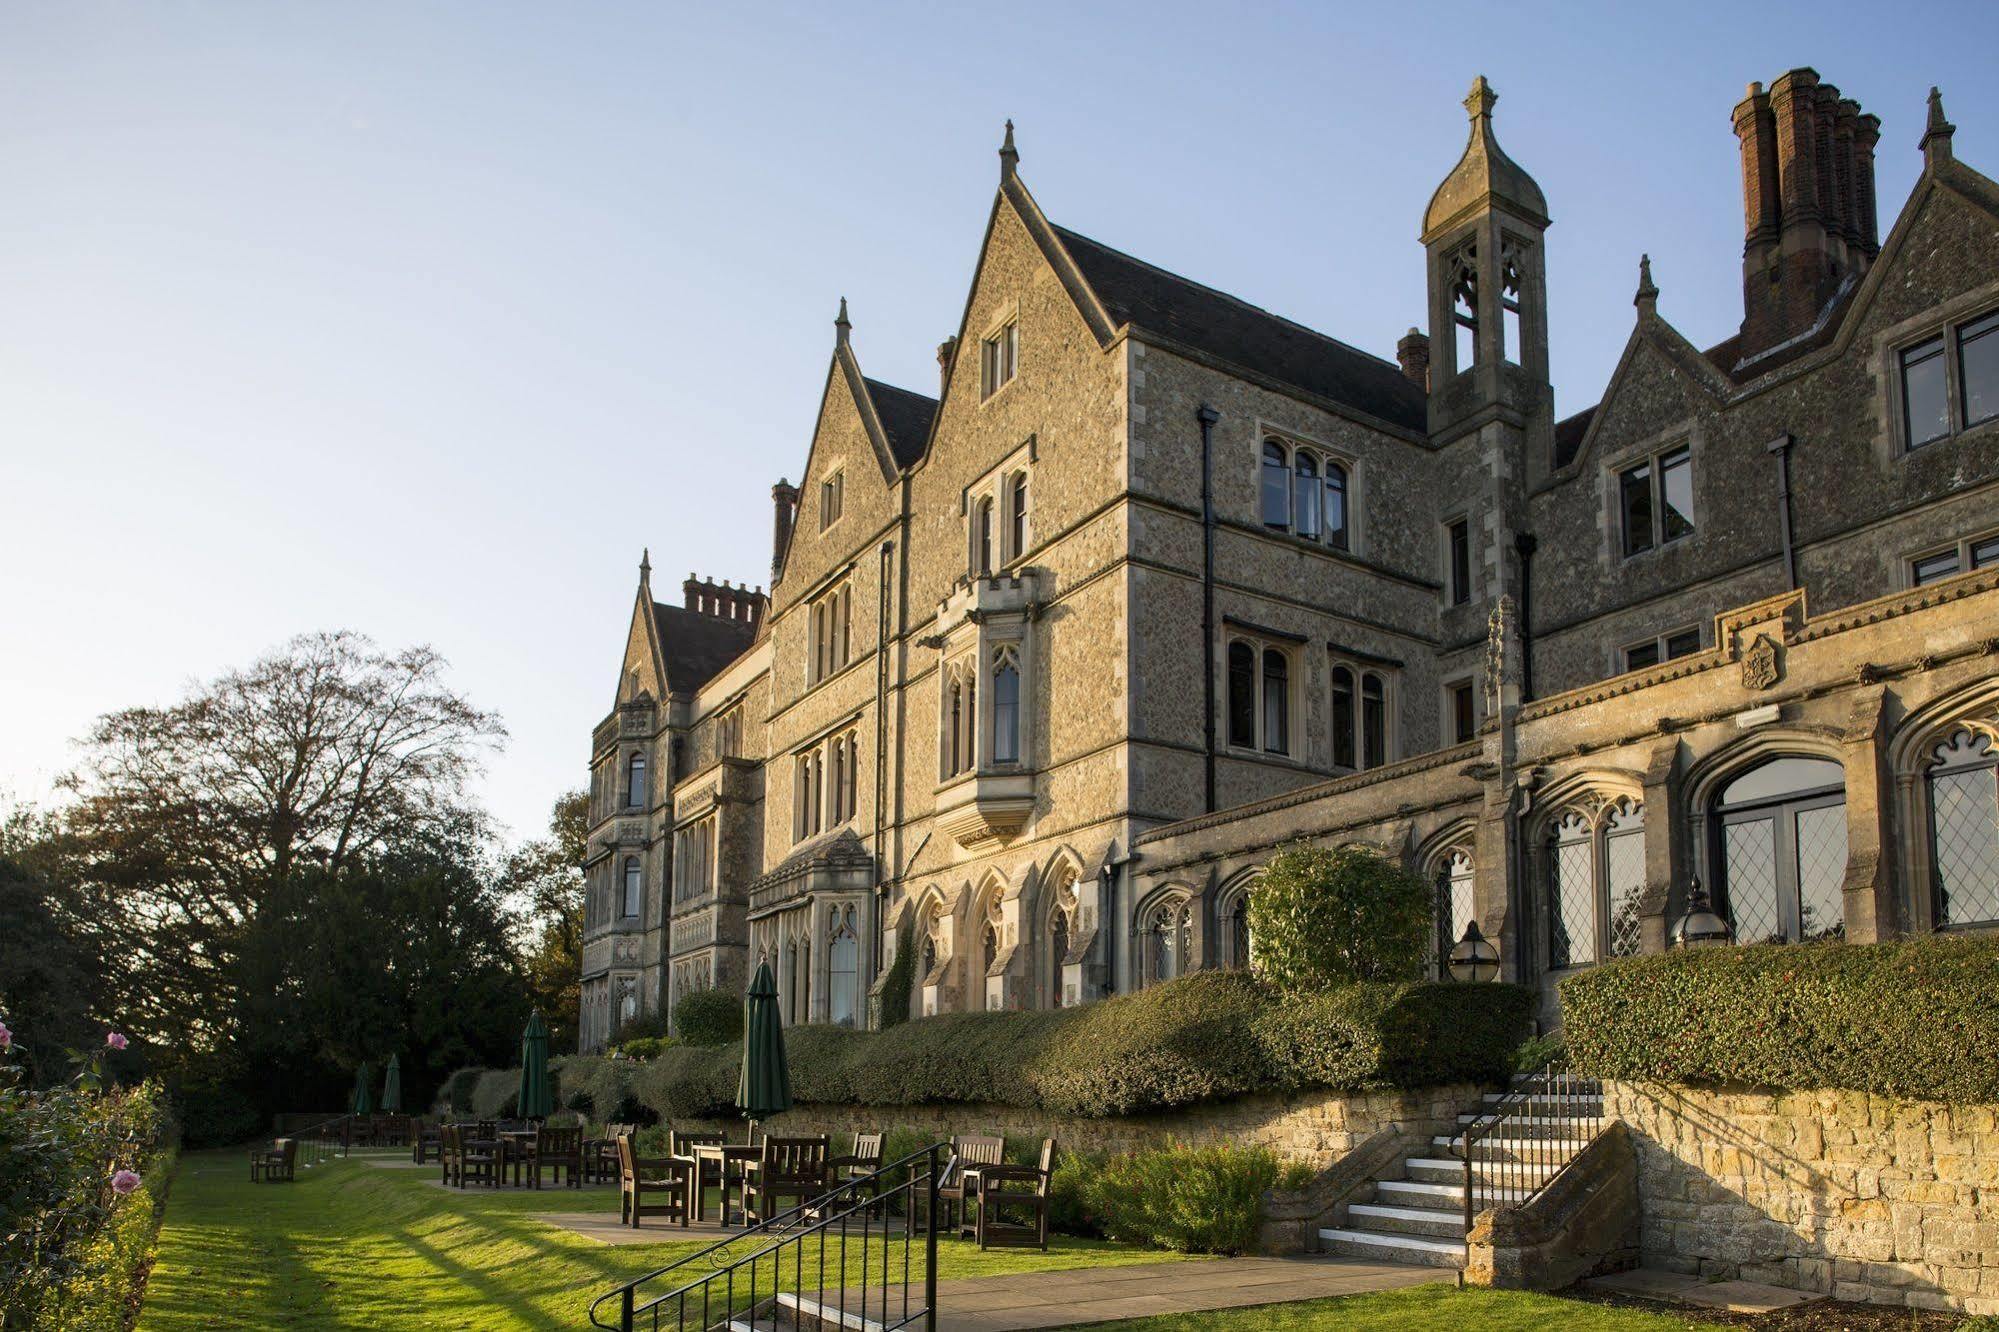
xmin=1560 ymin=936 xmax=1999 ymax=1103
xmin=674 ymin=988 xmax=742 ymax=1047
xmin=534 ymin=972 xmax=1529 ymax=1125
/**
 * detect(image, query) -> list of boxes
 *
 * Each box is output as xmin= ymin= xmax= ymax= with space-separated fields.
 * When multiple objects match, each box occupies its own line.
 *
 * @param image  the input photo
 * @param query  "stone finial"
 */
xmin=834 ymin=296 xmax=851 ymax=346
xmin=999 ymin=119 xmax=1019 ymax=180
xmin=639 ymin=547 xmax=651 ymax=586
xmin=1634 ymin=254 xmax=1659 ymax=314
xmin=1464 ymin=75 xmax=1497 ymax=123
xmin=1921 ymin=87 xmax=1956 ymax=169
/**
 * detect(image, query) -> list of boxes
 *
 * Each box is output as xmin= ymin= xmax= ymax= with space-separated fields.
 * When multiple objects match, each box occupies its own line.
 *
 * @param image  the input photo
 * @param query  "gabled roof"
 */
xmin=1051 ymin=224 xmax=1427 ymax=432
xmin=652 ymin=602 xmax=757 ymax=694
xmin=862 ymin=377 xmax=937 ymax=471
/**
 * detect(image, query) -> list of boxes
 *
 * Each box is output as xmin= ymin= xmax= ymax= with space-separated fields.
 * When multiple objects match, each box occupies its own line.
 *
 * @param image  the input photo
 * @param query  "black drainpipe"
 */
xmin=1767 ymin=433 xmax=1798 ymax=591
xmin=1513 ymin=532 xmax=1537 ymax=703
xmin=1197 ymin=404 xmax=1220 ymax=812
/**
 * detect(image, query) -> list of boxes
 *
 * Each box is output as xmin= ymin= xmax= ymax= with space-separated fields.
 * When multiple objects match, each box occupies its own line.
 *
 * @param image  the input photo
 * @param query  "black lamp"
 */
xmin=1672 ymin=876 xmax=1734 ymax=948
xmin=1448 ymin=918 xmax=1502 ymax=983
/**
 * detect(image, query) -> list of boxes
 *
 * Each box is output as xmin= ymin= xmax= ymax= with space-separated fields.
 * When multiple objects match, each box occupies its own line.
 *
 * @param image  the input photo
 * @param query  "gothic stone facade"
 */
xmin=579 ymin=71 xmax=1999 ymax=1051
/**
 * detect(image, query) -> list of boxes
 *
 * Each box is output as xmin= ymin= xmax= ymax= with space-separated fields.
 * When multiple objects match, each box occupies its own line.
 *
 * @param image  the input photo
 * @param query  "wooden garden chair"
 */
xmin=437 ymin=1124 xmax=462 ymax=1187
xmin=740 ymin=1135 xmax=830 ymax=1226
xmin=974 ymin=1138 xmax=1056 ymax=1250
xmin=459 ymin=1126 xmax=504 ymax=1189
xmin=584 ymin=1122 xmax=634 ymax=1185
xmin=523 ymin=1123 xmax=583 ymax=1189
xmin=938 ymin=1133 xmax=1006 ymax=1235
xmin=821 ymin=1131 xmax=886 ymax=1215
xmin=617 ymin=1133 xmax=689 ymax=1228
xmin=249 ymin=1137 xmax=296 ymax=1183
xmin=412 ymin=1119 xmax=441 ymax=1165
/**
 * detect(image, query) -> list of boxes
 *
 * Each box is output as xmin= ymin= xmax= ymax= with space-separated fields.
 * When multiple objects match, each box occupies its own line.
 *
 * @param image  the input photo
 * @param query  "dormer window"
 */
xmin=820 ymin=470 xmax=844 ymax=530
xmin=980 ymin=320 xmax=1018 ymax=399
xmin=1618 ymin=445 xmax=1694 ymax=557
xmin=1899 ymin=308 xmax=1999 ymax=451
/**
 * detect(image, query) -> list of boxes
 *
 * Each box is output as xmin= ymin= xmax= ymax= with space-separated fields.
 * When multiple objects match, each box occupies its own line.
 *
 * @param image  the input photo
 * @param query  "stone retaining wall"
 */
xmin=1611 ymin=1082 xmax=1999 ymax=1315
xmin=690 ymin=1084 xmax=1480 ymax=1172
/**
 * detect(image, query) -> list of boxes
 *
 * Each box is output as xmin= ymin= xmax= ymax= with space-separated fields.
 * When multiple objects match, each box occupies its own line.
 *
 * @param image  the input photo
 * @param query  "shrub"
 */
xmin=877 ymin=921 xmax=916 ymax=1028
xmin=438 ymin=1067 xmax=483 ymax=1115
xmin=1087 ymin=1142 xmax=1280 ymax=1254
xmin=1247 ymin=844 xmax=1433 ymax=990
xmin=1257 ymin=981 xmax=1534 ymax=1093
xmin=1047 ymin=1149 xmax=1107 ymax=1238
xmin=470 ymin=1068 xmax=520 ymax=1119
xmin=674 ymin=988 xmax=743 ymax=1047
xmin=1029 ymin=973 xmax=1273 ymax=1115
xmin=616 ymin=1036 xmax=679 ymax=1062
xmin=1560 ymin=936 xmax=1999 ymax=1102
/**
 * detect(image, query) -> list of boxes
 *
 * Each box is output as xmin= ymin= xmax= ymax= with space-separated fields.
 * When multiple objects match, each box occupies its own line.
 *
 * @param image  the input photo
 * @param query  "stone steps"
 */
xmin=1374 ymin=1178 xmax=1528 ymax=1210
xmin=1343 ymin=1202 xmax=1469 ymax=1239
xmin=1317 ymin=1226 xmax=1468 ymax=1268
xmin=1402 ymin=1156 xmax=1560 ymax=1186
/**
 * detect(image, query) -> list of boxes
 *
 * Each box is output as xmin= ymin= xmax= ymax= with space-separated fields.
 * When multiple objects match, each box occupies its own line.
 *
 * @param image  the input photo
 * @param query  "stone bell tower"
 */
xmin=1420 ymin=75 xmax=1554 ymax=984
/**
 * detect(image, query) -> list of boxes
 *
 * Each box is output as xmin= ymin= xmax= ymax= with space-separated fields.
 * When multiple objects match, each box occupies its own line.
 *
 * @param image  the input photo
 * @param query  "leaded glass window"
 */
xmin=1929 ymin=729 xmax=1999 ymax=927
xmin=1605 ymin=802 xmax=1646 ymax=958
xmin=1549 ymin=812 xmax=1596 ymax=970
xmin=1714 ymin=756 xmax=1847 ymax=943
xmin=1436 ymin=848 xmax=1476 ymax=970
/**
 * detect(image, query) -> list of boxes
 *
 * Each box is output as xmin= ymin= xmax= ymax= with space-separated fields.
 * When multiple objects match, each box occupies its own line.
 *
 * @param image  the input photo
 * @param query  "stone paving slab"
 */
xmin=926 ymin=1255 xmax=1448 ymax=1331
xmin=1584 ymin=1268 xmax=1823 ymax=1315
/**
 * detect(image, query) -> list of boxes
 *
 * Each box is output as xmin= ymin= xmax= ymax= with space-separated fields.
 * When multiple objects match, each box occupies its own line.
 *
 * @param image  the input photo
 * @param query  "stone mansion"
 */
xmin=578 ymin=69 xmax=1999 ymax=1049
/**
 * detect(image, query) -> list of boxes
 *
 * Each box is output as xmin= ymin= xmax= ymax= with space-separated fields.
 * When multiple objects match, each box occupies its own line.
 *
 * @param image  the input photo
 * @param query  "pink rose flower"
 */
xmin=105 ymin=1032 xmax=129 ymax=1051
xmin=111 ymin=1170 xmax=141 ymax=1196
xmin=0 ymin=1021 xmax=11 ymax=1050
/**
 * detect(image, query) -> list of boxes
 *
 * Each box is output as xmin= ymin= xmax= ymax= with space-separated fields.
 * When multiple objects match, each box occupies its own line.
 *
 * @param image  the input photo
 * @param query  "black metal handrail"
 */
xmin=1454 ymin=1055 xmax=1598 ymax=1235
xmin=292 ymin=1113 xmax=353 ymax=1169
xmin=589 ymin=1142 xmax=948 ymax=1332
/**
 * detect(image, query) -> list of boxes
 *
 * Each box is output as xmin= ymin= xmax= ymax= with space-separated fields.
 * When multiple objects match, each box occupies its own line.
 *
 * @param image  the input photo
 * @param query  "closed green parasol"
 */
xmin=516 ymin=1011 xmax=554 ymax=1121
xmin=350 ymin=1062 xmax=374 ymax=1116
xmin=735 ymin=961 xmax=792 ymax=1121
xmin=380 ymin=1053 xmax=403 ymax=1114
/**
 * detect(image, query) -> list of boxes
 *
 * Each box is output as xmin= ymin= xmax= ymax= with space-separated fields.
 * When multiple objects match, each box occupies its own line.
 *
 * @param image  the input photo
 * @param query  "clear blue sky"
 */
xmin=3 ymin=2 xmax=1993 ymax=843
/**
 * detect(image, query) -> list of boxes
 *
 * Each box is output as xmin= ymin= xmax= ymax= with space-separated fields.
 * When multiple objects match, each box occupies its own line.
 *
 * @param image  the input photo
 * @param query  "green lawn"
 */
xmin=138 ymin=1150 xmax=1186 ymax=1330
xmin=1064 ymin=1285 xmax=1717 ymax=1330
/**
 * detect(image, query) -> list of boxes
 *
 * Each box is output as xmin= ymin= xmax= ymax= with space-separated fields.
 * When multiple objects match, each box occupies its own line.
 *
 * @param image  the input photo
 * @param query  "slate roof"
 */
xmin=863 ymin=377 xmax=938 ymax=470
xmin=1052 ymin=224 xmax=1428 ymax=432
xmin=652 ymin=602 xmax=757 ymax=693
xmin=1552 ymin=406 xmax=1598 ymax=469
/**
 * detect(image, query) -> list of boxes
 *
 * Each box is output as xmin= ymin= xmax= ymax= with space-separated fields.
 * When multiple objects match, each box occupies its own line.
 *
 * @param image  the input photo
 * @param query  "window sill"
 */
xmin=1618 ymin=532 xmax=1694 ymax=564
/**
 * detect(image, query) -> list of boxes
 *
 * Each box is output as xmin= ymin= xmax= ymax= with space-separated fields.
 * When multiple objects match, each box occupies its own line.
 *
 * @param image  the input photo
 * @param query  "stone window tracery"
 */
xmin=1546 ymin=796 xmax=1645 ymax=970
xmin=1141 ymin=894 xmax=1195 ymax=986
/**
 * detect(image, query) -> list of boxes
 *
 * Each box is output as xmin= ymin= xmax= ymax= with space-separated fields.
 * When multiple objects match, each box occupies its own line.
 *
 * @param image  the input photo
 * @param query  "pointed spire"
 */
xmin=1921 ymin=86 xmax=1956 ymax=170
xmin=999 ymin=119 xmax=1018 ymax=181
xmin=639 ymin=547 xmax=652 ymax=587
xmin=1634 ymin=254 xmax=1659 ymax=315
xmin=834 ymin=296 xmax=850 ymax=347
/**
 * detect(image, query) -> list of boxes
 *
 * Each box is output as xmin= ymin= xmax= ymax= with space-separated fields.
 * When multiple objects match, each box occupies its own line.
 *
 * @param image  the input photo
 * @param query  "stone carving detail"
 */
xmin=1483 ymin=594 xmax=1519 ymax=717
xmin=1741 ymin=634 xmax=1781 ymax=690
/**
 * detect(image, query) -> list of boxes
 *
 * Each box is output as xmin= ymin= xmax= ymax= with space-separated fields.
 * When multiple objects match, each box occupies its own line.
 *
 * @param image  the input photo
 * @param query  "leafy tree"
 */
xmin=0 ymin=854 xmax=101 ymax=1077
xmin=1246 ymin=844 xmax=1432 ymax=990
xmin=50 ymin=631 xmax=504 ymax=1049
xmin=504 ymin=790 xmax=588 ymax=1051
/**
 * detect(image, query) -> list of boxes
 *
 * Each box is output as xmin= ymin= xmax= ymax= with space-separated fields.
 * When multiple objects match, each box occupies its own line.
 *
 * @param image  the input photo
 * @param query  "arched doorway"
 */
xmin=1712 ymin=756 xmax=1847 ymax=943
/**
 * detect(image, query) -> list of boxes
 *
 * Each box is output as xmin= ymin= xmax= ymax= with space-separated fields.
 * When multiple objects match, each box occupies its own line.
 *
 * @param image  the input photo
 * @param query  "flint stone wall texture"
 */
xmin=1612 ymin=1081 xmax=1999 ymax=1315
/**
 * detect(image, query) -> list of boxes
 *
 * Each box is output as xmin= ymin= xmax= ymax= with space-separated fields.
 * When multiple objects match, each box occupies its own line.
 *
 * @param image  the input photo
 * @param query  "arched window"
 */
xmin=1331 ymin=665 xmax=1355 ymax=769
xmin=1548 ymin=798 xmax=1645 ymax=969
xmin=1261 ymin=649 xmax=1289 ymax=754
xmin=1260 ymin=440 xmax=1290 ymax=530
xmin=1435 ymin=848 xmax=1475 ymax=971
xmin=1292 ymin=453 xmax=1321 ymax=540
xmin=1361 ymin=672 xmax=1387 ymax=768
xmin=622 ymin=856 xmax=642 ymax=918
xmin=828 ymin=910 xmax=859 ymax=1028
xmin=1217 ymin=875 xmax=1258 ymax=970
xmin=828 ymin=739 xmax=846 ymax=824
xmin=993 ymin=648 xmax=1020 ymax=765
xmin=1928 ymin=729 xmax=1999 ymax=927
xmin=1325 ymin=461 xmax=1349 ymax=550
xmin=1049 ymin=904 xmax=1071 ymax=1006
xmin=976 ymin=497 xmax=995 ymax=574
xmin=1227 ymin=642 xmax=1256 ymax=748
xmin=1144 ymin=896 xmax=1194 ymax=985
xmin=1714 ymin=756 xmax=1848 ymax=943
xmin=785 ymin=942 xmax=802 ymax=1025
xmin=1009 ymin=471 xmax=1029 ymax=560
xmin=626 ymin=752 xmax=647 ymax=809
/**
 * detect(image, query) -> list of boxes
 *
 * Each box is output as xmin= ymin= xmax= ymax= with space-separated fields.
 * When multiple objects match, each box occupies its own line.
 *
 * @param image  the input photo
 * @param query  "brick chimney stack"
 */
xmin=1395 ymin=328 xmax=1430 ymax=389
xmin=683 ymin=574 xmax=766 ymax=626
xmin=1733 ymin=69 xmax=1880 ymax=362
xmin=771 ymin=479 xmax=799 ymax=581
